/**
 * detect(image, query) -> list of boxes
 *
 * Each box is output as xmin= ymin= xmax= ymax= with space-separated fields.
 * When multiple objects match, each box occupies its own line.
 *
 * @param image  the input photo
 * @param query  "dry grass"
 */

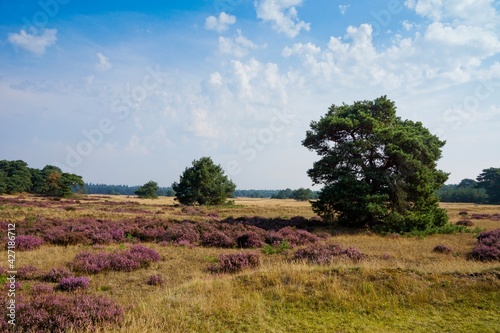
xmin=1 ymin=195 xmax=499 ymax=332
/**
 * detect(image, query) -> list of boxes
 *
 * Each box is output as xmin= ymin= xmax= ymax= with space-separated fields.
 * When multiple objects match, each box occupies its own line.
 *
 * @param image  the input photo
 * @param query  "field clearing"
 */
xmin=0 ymin=195 xmax=499 ymax=332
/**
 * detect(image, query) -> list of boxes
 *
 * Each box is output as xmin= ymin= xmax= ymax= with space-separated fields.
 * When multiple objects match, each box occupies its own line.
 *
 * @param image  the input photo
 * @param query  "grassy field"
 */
xmin=1 ymin=195 xmax=499 ymax=332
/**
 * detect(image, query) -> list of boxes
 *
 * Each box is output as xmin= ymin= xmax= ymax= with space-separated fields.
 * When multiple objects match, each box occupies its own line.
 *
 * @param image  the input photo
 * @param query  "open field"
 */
xmin=0 ymin=195 xmax=499 ymax=332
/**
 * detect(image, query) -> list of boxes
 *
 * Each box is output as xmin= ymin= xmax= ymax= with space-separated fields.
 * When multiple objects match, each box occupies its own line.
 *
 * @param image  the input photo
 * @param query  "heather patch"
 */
xmin=208 ymin=252 xmax=260 ymax=273
xmin=70 ymin=245 xmax=161 ymax=274
xmin=470 ymin=229 xmax=500 ymax=261
xmin=294 ymin=243 xmax=364 ymax=264
xmin=0 ymin=292 xmax=123 ymax=332
xmin=147 ymin=274 xmax=165 ymax=286
xmin=9 ymin=235 xmax=44 ymax=251
xmin=58 ymin=276 xmax=90 ymax=291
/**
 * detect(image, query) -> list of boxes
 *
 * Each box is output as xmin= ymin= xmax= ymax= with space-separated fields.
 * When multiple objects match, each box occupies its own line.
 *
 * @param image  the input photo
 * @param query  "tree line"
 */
xmin=0 ymin=160 xmax=84 ymax=197
xmin=84 ymin=183 xmax=175 ymax=197
xmin=436 ymin=169 xmax=500 ymax=204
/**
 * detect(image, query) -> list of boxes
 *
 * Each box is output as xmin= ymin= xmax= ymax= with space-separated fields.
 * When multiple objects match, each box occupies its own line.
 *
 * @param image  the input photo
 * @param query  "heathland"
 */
xmin=1 ymin=195 xmax=499 ymax=332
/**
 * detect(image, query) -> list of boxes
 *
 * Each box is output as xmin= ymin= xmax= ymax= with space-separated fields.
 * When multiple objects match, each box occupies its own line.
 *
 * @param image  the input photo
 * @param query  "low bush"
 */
xmin=43 ymin=267 xmax=72 ymax=282
xmin=236 ymin=231 xmax=264 ymax=248
xmin=58 ymin=276 xmax=90 ymax=291
xmin=455 ymin=219 xmax=474 ymax=227
xmin=71 ymin=251 xmax=112 ymax=274
xmin=277 ymin=227 xmax=319 ymax=247
xmin=71 ymin=245 xmax=161 ymax=274
xmin=0 ymin=293 xmax=124 ymax=332
xmin=201 ymin=230 xmax=235 ymax=248
xmin=470 ymin=229 xmax=500 ymax=261
xmin=17 ymin=265 xmax=42 ymax=280
xmin=294 ymin=243 xmax=364 ymax=264
xmin=433 ymin=244 xmax=452 ymax=254
xmin=147 ymin=274 xmax=165 ymax=286
xmin=162 ymin=223 xmax=200 ymax=245
xmin=11 ymin=235 xmax=44 ymax=251
xmin=208 ymin=252 xmax=260 ymax=273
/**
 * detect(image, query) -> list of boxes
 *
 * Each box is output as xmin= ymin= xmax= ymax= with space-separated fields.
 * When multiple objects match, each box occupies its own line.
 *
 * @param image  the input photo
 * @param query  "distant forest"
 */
xmin=84 ymin=183 xmax=318 ymax=199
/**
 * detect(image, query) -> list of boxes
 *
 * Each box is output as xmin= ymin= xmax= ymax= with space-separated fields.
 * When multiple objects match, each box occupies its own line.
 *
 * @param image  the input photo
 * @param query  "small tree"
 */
xmin=172 ymin=157 xmax=236 ymax=205
xmin=135 ymin=181 xmax=159 ymax=199
xmin=302 ymin=96 xmax=448 ymax=232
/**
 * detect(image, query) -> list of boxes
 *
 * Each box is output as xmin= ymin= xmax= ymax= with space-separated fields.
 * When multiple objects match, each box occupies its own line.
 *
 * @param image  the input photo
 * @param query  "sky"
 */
xmin=0 ymin=0 xmax=499 ymax=190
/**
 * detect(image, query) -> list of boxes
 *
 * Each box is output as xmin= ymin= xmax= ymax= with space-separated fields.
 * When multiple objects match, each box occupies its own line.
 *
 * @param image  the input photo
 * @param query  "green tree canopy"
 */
xmin=172 ymin=157 xmax=236 ymax=205
xmin=292 ymin=188 xmax=315 ymax=201
xmin=0 ymin=160 xmax=32 ymax=194
xmin=302 ymin=96 xmax=449 ymax=232
xmin=0 ymin=169 xmax=7 ymax=194
xmin=477 ymin=167 xmax=500 ymax=204
xmin=0 ymin=160 xmax=83 ymax=197
xmin=135 ymin=181 xmax=159 ymax=199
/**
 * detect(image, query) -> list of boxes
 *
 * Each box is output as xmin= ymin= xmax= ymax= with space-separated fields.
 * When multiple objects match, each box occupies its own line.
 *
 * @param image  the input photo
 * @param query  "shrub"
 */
xmin=294 ymin=243 xmax=343 ymax=264
xmin=201 ymin=230 xmax=235 ymax=248
xmin=342 ymin=246 xmax=365 ymax=261
xmin=109 ymin=252 xmax=141 ymax=272
xmin=471 ymin=229 xmax=500 ymax=261
xmin=31 ymin=283 xmax=54 ymax=294
xmin=264 ymin=231 xmax=284 ymax=245
xmin=208 ymin=252 xmax=260 ymax=273
xmin=0 ymin=293 xmax=124 ymax=332
xmin=71 ymin=251 xmax=112 ymax=274
xmin=162 ymin=223 xmax=200 ymax=245
xmin=236 ymin=231 xmax=264 ymax=248
xmin=147 ymin=274 xmax=165 ymax=286
xmin=11 ymin=235 xmax=44 ymax=251
xmin=5 ymin=281 xmax=21 ymax=291
xmin=17 ymin=265 xmax=42 ymax=280
xmin=71 ymin=245 xmax=161 ymax=274
xmin=277 ymin=227 xmax=319 ymax=247
xmin=455 ymin=219 xmax=474 ymax=227
xmin=294 ymin=243 xmax=364 ymax=264
xmin=128 ymin=244 xmax=162 ymax=264
xmin=433 ymin=244 xmax=452 ymax=254
xmin=58 ymin=276 xmax=90 ymax=291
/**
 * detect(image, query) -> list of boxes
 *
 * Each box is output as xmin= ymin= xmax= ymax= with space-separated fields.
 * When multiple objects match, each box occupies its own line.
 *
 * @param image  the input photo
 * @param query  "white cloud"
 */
xmin=189 ymin=108 xmax=220 ymax=138
xmin=402 ymin=20 xmax=414 ymax=30
xmin=424 ymin=22 xmax=500 ymax=56
xmin=8 ymin=28 xmax=57 ymax=55
xmin=405 ymin=0 xmax=498 ymax=25
xmin=209 ymin=72 xmax=223 ymax=86
xmin=96 ymin=52 xmax=112 ymax=71
xmin=339 ymin=4 xmax=350 ymax=15
xmin=218 ymin=30 xmax=259 ymax=57
xmin=204 ymin=12 xmax=236 ymax=33
xmin=255 ymin=0 xmax=311 ymax=38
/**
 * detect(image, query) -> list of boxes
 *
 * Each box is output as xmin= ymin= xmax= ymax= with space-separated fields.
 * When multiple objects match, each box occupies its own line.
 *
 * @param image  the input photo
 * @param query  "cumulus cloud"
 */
xmin=205 ymin=12 xmax=236 ymax=33
xmin=96 ymin=52 xmax=112 ymax=71
xmin=424 ymin=22 xmax=500 ymax=55
xmin=255 ymin=0 xmax=310 ymax=38
xmin=405 ymin=0 xmax=498 ymax=25
xmin=218 ymin=30 xmax=260 ymax=57
xmin=209 ymin=72 xmax=223 ymax=86
xmin=282 ymin=14 xmax=500 ymax=92
xmin=8 ymin=28 xmax=57 ymax=55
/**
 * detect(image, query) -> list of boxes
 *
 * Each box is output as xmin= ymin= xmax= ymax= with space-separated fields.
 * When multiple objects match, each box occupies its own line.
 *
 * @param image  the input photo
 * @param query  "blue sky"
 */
xmin=0 ymin=0 xmax=499 ymax=189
